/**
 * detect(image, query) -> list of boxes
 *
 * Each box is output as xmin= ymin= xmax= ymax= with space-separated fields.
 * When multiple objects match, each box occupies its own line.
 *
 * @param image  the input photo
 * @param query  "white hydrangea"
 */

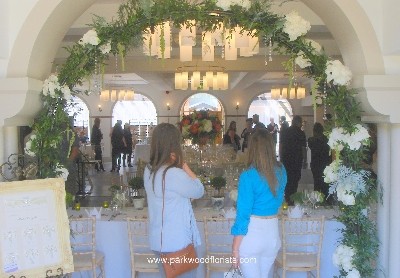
xmin=283 ymin=11 xmax=311 ymax=41
xmin=61 ymin=85 xmax=72 ymax=100
xmin=323 ymin=160 xmax=340 ymax=183
xmin=100 ymin=42 xmax=111 ymax=54
xmin=202 ymin=119 xmax=212 ymax=133
xmin=347 ymin=269 xmax=361 ymax=278
xmin=42 ymin=74 xmax=60 ymax=98
xmin=328 ymin=127 xmax=346 ymax=151
xmin=24 ymin=134 xmax=36 ymax=157
xmin=295 ymin=51 xmax=311 ymax=68
xmin=332 ymin=244 xmax=355 ymax=272
xmin=78 ymin=29 xmax=100 ymax=46
xmin=55 ymin=164 xmax=69 ymax=181
xmin=325 ymin=60 xmax=352 ymax=86
xmin=304 ymin=39 xmax=322 ymax=53
xmin=328 ymin=125 xmax=370 ymax=151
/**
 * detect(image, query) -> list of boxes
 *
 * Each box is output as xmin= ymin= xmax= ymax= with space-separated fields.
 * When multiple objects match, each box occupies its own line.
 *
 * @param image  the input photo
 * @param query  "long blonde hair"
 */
xmin=148 ymin=123 xmax=183 ymax=191
xmin=246 ymin=129 xmax=281 ymax=195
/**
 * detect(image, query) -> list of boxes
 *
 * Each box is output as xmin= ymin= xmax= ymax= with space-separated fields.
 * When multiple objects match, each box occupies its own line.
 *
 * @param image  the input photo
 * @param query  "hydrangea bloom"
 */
xmin=78 ymin=30 xmax=100 ymax=46
xmin=304 ymin=39 xmax=322 ymax=53
xmin=332 ymin=244 xmax=355 ymax=272
xmin=328 ymin=125 xmax=370 ymax=151
xmin=323 ymin=160 xmax=340 ymax=183
xmin=24 ymin=135 xmax=36 ymax=157
xmin=325 ymin=60 xmax=352 ymax=86
xmin=283 ymin=11 xmax=311 ymax=41
xmin=42 ymin=75 xmax=60 ymax=97
xmin=347 ymin=269 xmax=361 ymax=278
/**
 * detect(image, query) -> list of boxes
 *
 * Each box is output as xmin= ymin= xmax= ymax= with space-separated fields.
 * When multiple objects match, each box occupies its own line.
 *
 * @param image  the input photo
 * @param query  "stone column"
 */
xmin=376 ymin=123 xmax=390 ymax=277
xmin=389 ymin=124 xmax=400 ymax=277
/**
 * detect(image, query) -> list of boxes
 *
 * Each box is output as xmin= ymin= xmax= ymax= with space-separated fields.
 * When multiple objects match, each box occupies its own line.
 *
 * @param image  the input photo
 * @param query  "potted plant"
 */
xmin=128 ymin=176 xmax=145 ymax=210
xmin=210 ymin=176 xmax=226 ymax=210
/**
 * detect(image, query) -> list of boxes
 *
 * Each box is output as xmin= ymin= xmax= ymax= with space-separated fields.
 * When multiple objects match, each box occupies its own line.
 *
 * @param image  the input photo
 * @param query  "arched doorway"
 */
xmin=67 ymin=96 xmax=90 ymax=143
xmin=112 ymin=93 xmax=157 ymax=143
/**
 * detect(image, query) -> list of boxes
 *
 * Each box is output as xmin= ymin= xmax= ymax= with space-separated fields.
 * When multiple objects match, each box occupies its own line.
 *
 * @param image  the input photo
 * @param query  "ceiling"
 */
xmin=53 ymin=0 xmax=341 ymax=94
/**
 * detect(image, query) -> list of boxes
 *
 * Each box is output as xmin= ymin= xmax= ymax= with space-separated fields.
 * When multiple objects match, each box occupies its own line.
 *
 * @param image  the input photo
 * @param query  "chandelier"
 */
xmin=142 ymin=21 xmax=259 ymax=62
xmin=174 ymin=66 xmax=228 ymax=90
xmin=99 ymin=89 xmax=135 ymax=102
xmin=270 ymin=85 xmax=306 ymax=99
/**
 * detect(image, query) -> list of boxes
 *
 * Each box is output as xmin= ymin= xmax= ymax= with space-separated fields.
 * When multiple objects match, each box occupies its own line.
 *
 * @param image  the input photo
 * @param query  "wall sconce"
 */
xmin=167 ymin=103 xmax=171 ymax=111
xmin=235 ymin=102 xmax=239 ymax=110
xmin=98 ymin=105 xmax=102 ymax=112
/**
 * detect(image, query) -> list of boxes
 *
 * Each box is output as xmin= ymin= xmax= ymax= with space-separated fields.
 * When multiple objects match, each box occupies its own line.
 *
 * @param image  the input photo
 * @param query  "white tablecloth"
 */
xmin=68 ymin=207 xmax=341 ymax=278
xmin=132 ymin=144 xmax=150 ymax=164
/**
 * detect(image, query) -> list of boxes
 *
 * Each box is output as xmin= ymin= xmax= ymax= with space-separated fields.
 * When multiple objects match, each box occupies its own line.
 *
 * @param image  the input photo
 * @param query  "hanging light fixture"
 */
xmin=174 ymin=66 xmax=228 ymax=90
xmin=270 ymin=85 xmax=306 ymax=99
xmin=142 ymin=20 xmax=258 ymax=62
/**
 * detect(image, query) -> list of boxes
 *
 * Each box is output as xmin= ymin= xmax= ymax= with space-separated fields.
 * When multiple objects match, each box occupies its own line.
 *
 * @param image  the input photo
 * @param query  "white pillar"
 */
xmin=389 ymin=124 xmax=400 ymax=277
xmin=4 ymin=126 xmax=19 ymax=157
xmin=0 ymin=126 xmax=4 ymax=182
xmin=376 ymin=123 xmax=390 ymax=277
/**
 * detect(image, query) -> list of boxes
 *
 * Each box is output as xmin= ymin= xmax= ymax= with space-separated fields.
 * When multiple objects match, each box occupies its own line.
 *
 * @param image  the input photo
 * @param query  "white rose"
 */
xmin=325 ymin=60 xmax=352 ymax=86
xmin=80 ymin=30 xmax=100 ymax=46
xmin=336 ymin=185 xmax=355 ymax=206
xmin=56 ymin=164 xmax=69 ymax=181
xmin=100 ymin=42 xmax=111 ymax=54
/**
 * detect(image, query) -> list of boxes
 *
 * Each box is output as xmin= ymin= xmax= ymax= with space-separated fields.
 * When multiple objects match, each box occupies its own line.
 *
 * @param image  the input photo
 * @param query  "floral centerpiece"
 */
xmin=179 ymin=110 xmax=222 ymax=145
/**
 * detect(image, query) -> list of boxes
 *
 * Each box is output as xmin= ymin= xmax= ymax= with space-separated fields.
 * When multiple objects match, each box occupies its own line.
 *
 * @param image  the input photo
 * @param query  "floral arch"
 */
xmin=27 ymin=1 xmax=379 ymax=277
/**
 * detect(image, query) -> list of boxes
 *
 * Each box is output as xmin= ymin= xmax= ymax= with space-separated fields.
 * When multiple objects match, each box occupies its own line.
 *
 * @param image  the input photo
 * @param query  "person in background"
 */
xmin=144 ymin=123 xmax=204 ymax=277
xmin=278 ymin=115 xmax=290 ymax=161
xmin=110 ymin=120 xmax=126 ymax=172
xmin=123 ymin=123 xmax=133 ymax=167
xmin=252 ymin=114 xmax=266 ymax=132
xmin=267 ymin=117 xmax=279 ymax=145
xmin=231 ymin=129 xmax=287 ymax=277
xmin=308 ymin=122 xmax=331 ymax=198
xmin=223 ymin=120 xmax=241 ymax=152
xmin=280 ymin=115 xmax=307 ymax=204
xmin=241 ymin=118 xmax=253 ymax=152
xmin=90 ymin=117 xmax=105 ymax=172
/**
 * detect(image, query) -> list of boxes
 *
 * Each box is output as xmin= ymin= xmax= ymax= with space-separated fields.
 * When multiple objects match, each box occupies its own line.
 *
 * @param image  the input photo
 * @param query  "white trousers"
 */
xmin=239 ymin=217 xmax=281 ymax=278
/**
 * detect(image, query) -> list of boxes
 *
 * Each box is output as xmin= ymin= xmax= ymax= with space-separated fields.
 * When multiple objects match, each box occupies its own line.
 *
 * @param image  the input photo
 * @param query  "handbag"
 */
xmin=160 ymin=175 xmax=199 ymax=278
xmin=224 ymin=265 xmax=244 ymax=278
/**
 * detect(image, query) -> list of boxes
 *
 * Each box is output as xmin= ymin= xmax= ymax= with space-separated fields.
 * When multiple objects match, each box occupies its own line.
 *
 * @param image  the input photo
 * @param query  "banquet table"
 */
xmin=132 ymin=144 xmax=151 ymax=164
xmin=68 ymin=206 xmax=342 ymax=278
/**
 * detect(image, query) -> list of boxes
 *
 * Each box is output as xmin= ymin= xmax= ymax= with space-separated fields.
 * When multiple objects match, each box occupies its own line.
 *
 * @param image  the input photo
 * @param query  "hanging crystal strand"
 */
xmin=264 ymin=35 xmax=268 ymax=66
xmin=268 ymin=37 xmax=273 ymax=62
xmin=93 ymin=53 xmax=101 ymax=95
xmin=322 ymin=81 xmax=328 ymax=120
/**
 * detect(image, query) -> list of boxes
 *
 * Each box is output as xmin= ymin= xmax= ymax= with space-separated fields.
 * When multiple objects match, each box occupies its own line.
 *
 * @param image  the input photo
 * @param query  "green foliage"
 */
xmin=128 ymin=176 xmax=145 ymax=190
xmin=210 ymin=176 xmax=226 ymax=192
xmin=109 ymin=184 xmax=122 ymax=193
xmin=33 ymin=0 xmax=379 ymax=276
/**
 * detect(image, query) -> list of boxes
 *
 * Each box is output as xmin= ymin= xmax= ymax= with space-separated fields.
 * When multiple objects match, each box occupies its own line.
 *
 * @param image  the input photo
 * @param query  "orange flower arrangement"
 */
xmin=179 ymin=110 xmax=222 ymax=144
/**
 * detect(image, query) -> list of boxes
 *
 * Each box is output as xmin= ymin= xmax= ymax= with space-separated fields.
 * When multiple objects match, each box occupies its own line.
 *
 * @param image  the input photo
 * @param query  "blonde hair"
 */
xmin=246 ymin=129 xmax=281 ymax=195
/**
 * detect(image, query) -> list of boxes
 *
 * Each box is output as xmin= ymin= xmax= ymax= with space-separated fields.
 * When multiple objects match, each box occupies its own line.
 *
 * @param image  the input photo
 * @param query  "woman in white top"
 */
xmin=144 ymin=123 xmax=204 ymax=277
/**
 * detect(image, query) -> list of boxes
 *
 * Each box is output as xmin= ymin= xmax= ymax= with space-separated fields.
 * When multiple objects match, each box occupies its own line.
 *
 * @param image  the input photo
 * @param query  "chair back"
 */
xmin=126 ymin=218 xmax=158 ymax=277
xmin=203 ymin=217 xmax=234 ymax=257
xmin=279 ymin=216 xmax=325 ymax=273
xmin=69 ymin=217 xmax=101 ymax=276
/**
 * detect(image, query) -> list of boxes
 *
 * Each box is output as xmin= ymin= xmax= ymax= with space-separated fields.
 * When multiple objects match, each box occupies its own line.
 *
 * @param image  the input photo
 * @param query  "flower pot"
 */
xmin=211 ymin=196 xmax=225 ymax=210
xmin=132 ymin=198 xmax=145 ymax=210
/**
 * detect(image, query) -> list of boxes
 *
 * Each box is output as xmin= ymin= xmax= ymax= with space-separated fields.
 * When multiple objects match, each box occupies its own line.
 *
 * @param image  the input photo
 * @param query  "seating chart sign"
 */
xmin=0 ymin=178 xmax=74 ymax=277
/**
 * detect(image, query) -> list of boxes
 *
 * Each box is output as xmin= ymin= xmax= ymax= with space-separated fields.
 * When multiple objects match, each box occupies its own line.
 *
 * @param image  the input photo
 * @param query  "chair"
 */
xmin=127 ymin=218 xmax=159 ymax=278
xmin=274 ymin=216 xmax=325 ymax=278
xmin=203 ymin=217 xmax=235 ymax=278
xmin=68 ymin=217 xmax=105 ymax=278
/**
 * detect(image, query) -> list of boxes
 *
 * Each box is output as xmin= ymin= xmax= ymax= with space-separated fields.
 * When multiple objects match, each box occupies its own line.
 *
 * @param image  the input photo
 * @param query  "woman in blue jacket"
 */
xmin=231 ymin=129 xmax=287 ymax=277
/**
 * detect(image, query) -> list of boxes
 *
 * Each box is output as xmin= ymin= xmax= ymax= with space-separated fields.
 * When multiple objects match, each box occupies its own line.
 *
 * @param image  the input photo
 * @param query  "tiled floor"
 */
xmin=78 ymin=161 xmax=314 ymax=207
xmin=78 ymin=162 xmax=137 ymax=207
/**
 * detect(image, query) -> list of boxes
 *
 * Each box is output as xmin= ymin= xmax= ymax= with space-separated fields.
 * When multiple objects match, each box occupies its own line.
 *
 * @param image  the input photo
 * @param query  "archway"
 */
xmin=67 ymin=96 xmax=90 ymax=143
